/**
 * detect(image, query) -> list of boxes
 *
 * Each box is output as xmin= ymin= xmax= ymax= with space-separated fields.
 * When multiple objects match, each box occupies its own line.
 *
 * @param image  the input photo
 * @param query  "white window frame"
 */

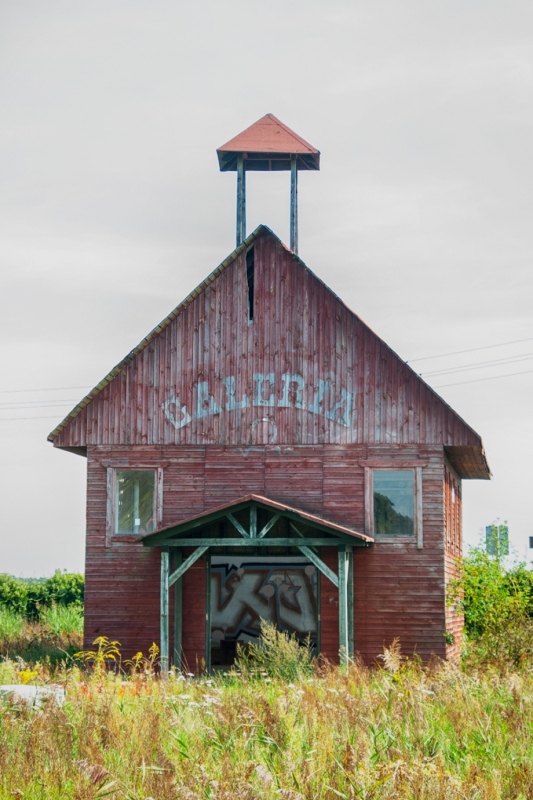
xmin=105 ymin=465 xmax=164 ymax=546
xmin=362 ymin=462 xmax=424 ymax=549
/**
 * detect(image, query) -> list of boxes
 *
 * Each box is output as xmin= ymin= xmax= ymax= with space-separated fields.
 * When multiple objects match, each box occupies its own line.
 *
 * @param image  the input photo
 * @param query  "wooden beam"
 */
xmin=297 ymin=545 xmax=339 ymax=588
xmin=236 ymin=155 xmax=246 ymax=246
xmin=205 ymin=550 xmax=211 ymax=674
xmin=290 ymin=154 xmax=298 ymax=254
xmin=250 ymin=504 xmax=257 ymax=538
xmin=173 ymin=549 xmax=182 ymax=669
xmin=347 ymin=546 xmax=354 ymax=658
xmin=416 ymin=467 xmax=423 ymax=549
xmin=226 ymin=512 xmax=249 ymax=538
xmin=257 ymin=512 xmax=282 ymax=538
xmin=160 ymin=548 xmax=169 ymax=677
xmin=338 ymin=546 xmax=348 ymax=664
xmin=168 ymin=546 xmax=209 ymax=588
xmin=289 ymin=521 xmax=305 ymax=538
xmin=160 ymin=537 xmax=361 ymax=548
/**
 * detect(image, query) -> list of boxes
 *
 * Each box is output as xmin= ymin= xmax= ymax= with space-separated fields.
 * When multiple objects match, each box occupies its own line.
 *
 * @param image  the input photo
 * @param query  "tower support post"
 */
xmin=290 ymin=155 xmax=298 ymax=254
xmin=236 ymin=155 xmax=246 ymax=246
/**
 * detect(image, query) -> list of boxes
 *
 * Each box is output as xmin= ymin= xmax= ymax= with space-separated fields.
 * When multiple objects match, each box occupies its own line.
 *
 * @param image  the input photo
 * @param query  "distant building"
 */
xmin=486 ymin=524 xmax=509 ymax=557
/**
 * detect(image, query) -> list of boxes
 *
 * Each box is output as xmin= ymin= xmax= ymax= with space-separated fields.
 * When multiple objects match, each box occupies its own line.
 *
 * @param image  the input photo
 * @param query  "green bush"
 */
xmin=449 ymin=548 xmax=533 ymax=666
xmin=0 ymin=571 xmax=84 ymax=619
xmin=235 ymin=620 xmax=314 ymax=681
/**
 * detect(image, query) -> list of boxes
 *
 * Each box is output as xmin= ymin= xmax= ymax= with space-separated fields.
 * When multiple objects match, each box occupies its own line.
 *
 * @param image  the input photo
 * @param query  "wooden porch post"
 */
xmin=290 ymin=155 xmax=298 ymax=254
xmin=347 ymin=546 xmax=354 ymax=659
xmin=173 ymin=549 xmax=183 ymax=670
xmin=205 ymin=550 xmax=212 ymax=673
xmin=160 ymin=547 xmax=169 ymax=677
xmin=338 ymin=545 xmax=348 ymax=663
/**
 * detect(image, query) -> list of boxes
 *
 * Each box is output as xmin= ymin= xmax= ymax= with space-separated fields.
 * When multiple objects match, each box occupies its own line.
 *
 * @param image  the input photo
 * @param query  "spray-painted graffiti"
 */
xmin=210 ymin=561 xmax=318 ymax=651
xmin=161 ymin=373 xmax=354 ymax=431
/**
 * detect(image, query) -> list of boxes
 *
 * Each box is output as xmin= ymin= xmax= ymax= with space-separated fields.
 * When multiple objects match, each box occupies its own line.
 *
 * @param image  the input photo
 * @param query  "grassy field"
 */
xmin=1 ymin=627 xmax=533 ymax=799
xmin=0 ymin=604 xmax=83 ymax=665
xmin=2 ymin=551 xmax=533 ymax=800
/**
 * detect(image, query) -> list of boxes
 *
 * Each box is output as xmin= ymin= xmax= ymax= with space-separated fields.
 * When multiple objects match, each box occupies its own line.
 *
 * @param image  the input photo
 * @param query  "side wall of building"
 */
xmin=85 ymin=443 xmax=447 ymax=664
xmin=443 ymin=459 xmax=463 ymax=661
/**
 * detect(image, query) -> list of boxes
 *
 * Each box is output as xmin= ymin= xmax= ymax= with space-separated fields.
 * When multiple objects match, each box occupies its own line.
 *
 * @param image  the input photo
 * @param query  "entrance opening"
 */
xmin=209 ymin=555 xmax=318 ymax=668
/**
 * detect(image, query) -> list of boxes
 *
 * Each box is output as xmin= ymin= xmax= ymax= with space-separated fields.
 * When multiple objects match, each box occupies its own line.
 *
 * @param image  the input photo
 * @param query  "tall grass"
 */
xmin=1 ymin=642 xmax=533 ymax=798
xmin=0 ymin=605 xmax=83 ymax=665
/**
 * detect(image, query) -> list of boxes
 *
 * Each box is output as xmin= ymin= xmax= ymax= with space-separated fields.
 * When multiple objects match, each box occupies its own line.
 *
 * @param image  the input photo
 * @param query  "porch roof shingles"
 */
xmin=141 ymin=493 xmax=372 ymax=546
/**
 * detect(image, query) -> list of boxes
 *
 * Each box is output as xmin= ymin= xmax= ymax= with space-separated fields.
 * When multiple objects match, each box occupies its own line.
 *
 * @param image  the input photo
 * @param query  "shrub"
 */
xmin=235 ymin=620 xmax=314 ymax=681
xmin=449 ymin=548 xmax=533 ymax=667
xmin=0 ymin=572 xmax=84 ymax=619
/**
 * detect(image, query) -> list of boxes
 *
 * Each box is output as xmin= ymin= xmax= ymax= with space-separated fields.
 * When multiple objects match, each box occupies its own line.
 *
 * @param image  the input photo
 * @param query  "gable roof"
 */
xmin=217 ymin=114 xmax=320 ymax=171
xmin=47 ymin=225 xmax=490 ymax=479
xmin=141 ymin=493 xmax=372 ymax=547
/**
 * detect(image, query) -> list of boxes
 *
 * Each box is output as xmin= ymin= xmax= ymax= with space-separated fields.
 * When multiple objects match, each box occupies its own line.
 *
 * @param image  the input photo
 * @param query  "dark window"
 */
xmin=246 ymin=247 xmax=255 ymax=321
xmin=373 ymin=470 xmax=414 ymax=536
xmin=115 ymin=470 xmax=155 ymax=535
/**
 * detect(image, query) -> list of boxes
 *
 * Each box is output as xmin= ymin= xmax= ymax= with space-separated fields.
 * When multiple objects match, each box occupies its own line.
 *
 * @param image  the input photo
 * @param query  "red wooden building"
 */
xmin=48 ymin=116 xmax=490 ymax=669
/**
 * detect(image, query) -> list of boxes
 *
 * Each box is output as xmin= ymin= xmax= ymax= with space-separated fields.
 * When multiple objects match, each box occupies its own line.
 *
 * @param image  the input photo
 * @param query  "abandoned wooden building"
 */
xmin=48 ymin=114 xmax=490 ymax=669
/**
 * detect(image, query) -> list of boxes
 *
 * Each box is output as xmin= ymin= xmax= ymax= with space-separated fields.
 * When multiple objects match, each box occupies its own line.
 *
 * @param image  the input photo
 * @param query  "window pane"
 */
xmin=374 ymin=470 xmax=414 ymax=536
xmin=115 ymin=471 xmax=155 ymax=535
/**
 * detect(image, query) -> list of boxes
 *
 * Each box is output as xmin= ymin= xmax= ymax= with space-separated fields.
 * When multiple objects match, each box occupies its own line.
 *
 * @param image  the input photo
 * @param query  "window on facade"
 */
xmin=115 ymin=470 xmax=156 ymax=535
xmin=373 ymin=470 xmax=414 ymax=536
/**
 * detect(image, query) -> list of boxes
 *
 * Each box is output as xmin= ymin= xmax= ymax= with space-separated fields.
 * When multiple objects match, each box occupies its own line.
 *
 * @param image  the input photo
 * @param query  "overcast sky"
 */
xmin=1 ymin=0 xmax=532 ymax=575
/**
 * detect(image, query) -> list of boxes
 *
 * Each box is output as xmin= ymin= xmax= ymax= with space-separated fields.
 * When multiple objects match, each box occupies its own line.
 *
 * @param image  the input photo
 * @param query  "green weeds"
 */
xmin=1 ymin=653 xmax=533 ymax=798
xmin=235 ymin=621 xmax=314 ymax=681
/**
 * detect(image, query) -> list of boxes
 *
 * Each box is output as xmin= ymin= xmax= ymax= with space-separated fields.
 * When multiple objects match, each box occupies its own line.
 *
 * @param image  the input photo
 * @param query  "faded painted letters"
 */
xmin=161 ymin=373 xmax=354 ymax=430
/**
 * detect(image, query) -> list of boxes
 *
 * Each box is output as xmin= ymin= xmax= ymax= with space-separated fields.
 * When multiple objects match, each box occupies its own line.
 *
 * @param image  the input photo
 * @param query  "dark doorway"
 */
xmin=209 ymin=555 xmax=318 ymax=668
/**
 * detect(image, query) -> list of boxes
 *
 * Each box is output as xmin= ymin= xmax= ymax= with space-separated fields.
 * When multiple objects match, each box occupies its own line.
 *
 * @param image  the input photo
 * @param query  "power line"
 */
xmin=408 ymin=336 xmax=533 ymax=363
xmin=0 ymin=385 xmax=92 ymax=395
xmin=0 ymin=415 xmax=67 ymax=422
xmin=0 ymin=400 xmax=82 ymax=409
xmin=434 ymin=367 xmax=533 ymax=388
xmin=422 ymin=352 xmax=533 ymax=378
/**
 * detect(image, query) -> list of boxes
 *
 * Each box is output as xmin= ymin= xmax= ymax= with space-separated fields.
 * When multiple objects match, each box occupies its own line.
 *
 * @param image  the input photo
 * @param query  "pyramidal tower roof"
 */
xmin=217 ymin=113 xmax=320 ymax=172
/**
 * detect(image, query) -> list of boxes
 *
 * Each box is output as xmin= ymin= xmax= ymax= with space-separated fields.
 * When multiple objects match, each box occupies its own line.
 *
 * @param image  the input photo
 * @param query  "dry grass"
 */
xmin=1 ymin=643 xmax=533 ymax=799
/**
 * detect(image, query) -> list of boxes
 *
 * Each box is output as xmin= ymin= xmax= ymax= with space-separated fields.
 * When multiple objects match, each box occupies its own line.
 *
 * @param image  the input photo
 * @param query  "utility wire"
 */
xmin=0 ymin=415 xmax=67 ymax=422
xmin=434 ymin=367 xmax=533 ymax=388
xmin=408 ymin=336 xmax=533 ymax=363
xmin=0 ymin=399 xmax=82 ymax=409
xmin=0 ymin=385 xmax=92 ymax=395
xmin=422 ymin=352 xmax=533 ymax=378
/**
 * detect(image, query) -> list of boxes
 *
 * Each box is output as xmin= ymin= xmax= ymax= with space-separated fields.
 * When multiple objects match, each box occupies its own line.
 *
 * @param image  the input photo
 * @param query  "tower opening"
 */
xmin=246 ymin=247 xmax=255 ymax=322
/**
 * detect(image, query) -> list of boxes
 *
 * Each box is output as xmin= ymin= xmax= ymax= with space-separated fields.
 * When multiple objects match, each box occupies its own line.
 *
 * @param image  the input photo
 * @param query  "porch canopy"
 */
xmin=142 ymin=494 xmax=372 ymax=670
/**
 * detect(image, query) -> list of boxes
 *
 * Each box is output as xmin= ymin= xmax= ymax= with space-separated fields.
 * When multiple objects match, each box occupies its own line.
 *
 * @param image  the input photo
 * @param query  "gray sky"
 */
xmin=1 ymin=0 xmax=532 ymax=575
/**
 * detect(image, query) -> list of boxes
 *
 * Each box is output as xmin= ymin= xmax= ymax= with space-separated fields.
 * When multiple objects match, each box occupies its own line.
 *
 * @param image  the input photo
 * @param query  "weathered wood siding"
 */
xmin=444 ymin=461 xmax=463 ymax=660
xmin=55 ymin=230 xmax=483 ymax=456
xmin=85 ymin=443 xmax=447 ymax=664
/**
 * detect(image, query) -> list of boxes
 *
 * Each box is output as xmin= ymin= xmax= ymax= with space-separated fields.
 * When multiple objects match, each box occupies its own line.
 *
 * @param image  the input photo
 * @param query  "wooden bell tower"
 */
xmin=217 ymin=113 xmax=320 ymax=255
